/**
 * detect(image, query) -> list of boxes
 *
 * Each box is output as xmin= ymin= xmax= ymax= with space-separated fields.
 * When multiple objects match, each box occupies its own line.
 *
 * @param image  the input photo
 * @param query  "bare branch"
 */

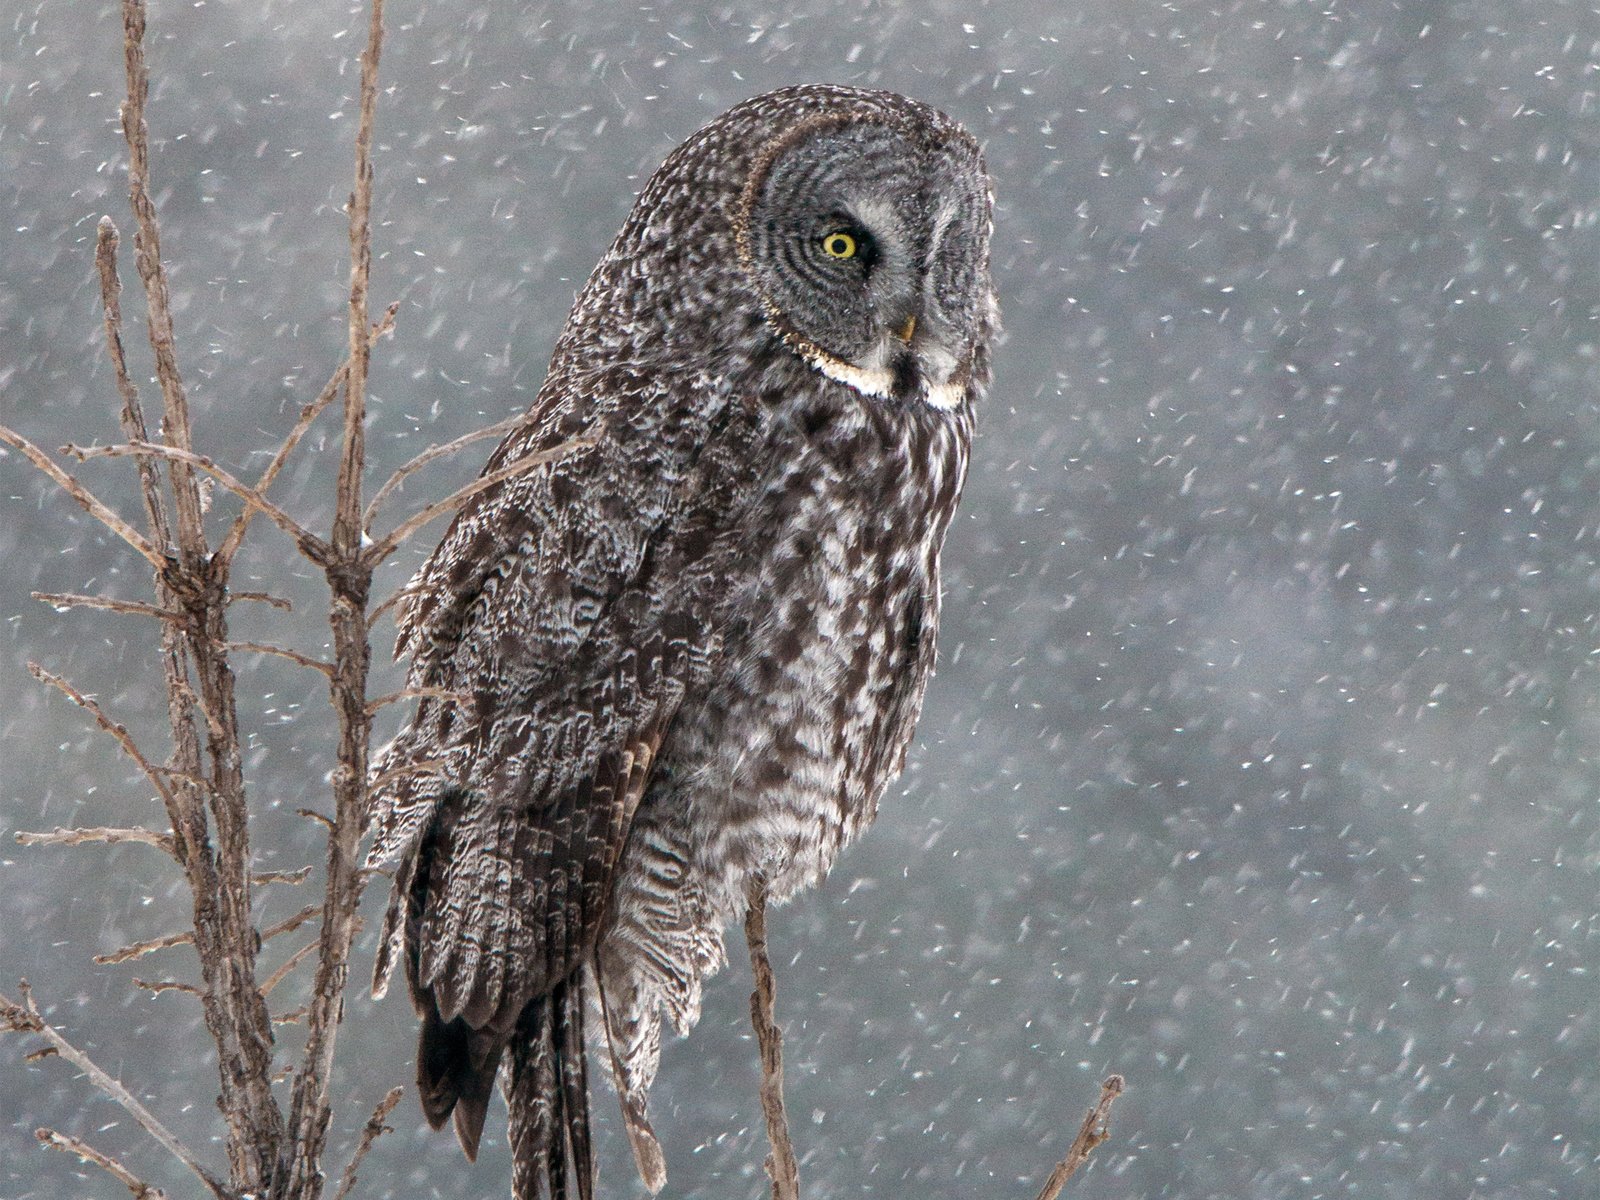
xmin=231 ymin=590 xmax=294 ymax=611
xmin=95 ymin=929 xmax=194 ymax=967
xmin=366 ymin=580 xmax=417 ymax=630
xmin=27 ymin=664 xmax=179 ymax=814
xmin=296 ymin=807 xmax=336 ymax=831
xmin=744 ymin=881 xmax=801 ymax=1200
xmin=64 ymin=441 xmax=329 ymax=563
xmin=261 ymin=904 xmax=322 ymax=943
xmin=0 ymin=424 xmax=164 ymax=569
xmin=215 ymin=301 xmax=398 ymax=567
xmin=365 ymin=409 xmax=532 ymax=523
xmin=119 ymin=0 xmax=205 ymax=562
xmin=96 ymin=216 xmax=173 ymax=556
xmin=253 ymin=867 xmax=312 ymax=887
xmin=331 ymin=0 xmax=384 ymax=562
xmin=272 ymin=1005 xmax=309 ymax=1026
xmin=110 ymin=7 xmax=285 ymax=1192
xmin=32 ymin=591 xmax=179 ymax=623
xmin=170 ymin=673 xmax=228 ymax=744
xmin=0 ymin=983 xmax=228 ymax=1198
xmin=36 ymin=1127 xmax=170 ymax=1200
xmin=1032 ymin=1075 xmax=1125 ymax=1200
xmin=133 ymin=978 xmax=202 ymax=998
xmin=362 ymin=428 xmax=601 ymax=567
xmin=94 ymin=902 xmax=320 ymax=971
xmin=14 ymin=826 xmax=176 ymax=859
xmin=364 ymin=757 xmax=446 ymax=801
xmin=261 ymin=939 xmax=321 ymax=998
xmin=330 ymin=1086 xmax=405 ymax=1200
xmin=226 ymin=641 xmax=334 ymax=677
xmin=365 ymin=686 xmax=470 ymax=716
xmin=285 ymin=8 xmax=389 ymax=1191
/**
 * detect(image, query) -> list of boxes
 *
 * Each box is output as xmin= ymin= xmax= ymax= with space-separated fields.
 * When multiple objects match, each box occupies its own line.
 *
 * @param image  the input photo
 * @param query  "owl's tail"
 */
xmin=506 ymin=981 xmax=595 ymax=1200
xmin=413 ymin=977 xmax=594 ymax=1200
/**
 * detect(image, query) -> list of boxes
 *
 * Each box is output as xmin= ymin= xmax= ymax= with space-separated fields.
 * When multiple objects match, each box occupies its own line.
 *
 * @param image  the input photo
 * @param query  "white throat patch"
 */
xmin=799 ymin=346 xmax=966 ymax=411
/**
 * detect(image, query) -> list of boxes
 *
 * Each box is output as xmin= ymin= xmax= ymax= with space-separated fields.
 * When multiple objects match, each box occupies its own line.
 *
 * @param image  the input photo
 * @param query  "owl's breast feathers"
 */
xmin=700 ymin=374 xmax=973 ymax=872
xmin=369 ymin=228 xmax=973 ymax=1200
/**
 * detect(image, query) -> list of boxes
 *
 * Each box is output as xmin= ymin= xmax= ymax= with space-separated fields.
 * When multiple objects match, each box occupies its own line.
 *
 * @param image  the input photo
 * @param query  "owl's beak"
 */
xmin=892 ymin=313 xmax=918 ymax=345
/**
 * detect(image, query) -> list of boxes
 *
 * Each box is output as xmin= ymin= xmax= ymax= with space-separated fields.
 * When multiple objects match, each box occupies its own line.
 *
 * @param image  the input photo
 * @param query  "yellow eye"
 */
xmin=821 ymin=231 xmax=858 ymax=259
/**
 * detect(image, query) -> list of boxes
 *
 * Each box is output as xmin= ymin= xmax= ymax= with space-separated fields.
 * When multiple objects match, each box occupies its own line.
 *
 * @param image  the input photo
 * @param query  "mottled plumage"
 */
xmin=367 ymin=83 xmax=996 ymax=1199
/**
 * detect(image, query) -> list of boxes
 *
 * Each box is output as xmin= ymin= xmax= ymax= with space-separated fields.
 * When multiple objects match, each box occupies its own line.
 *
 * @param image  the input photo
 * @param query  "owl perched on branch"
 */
xmin=367 ymin=83 xmax=996 ymax=1200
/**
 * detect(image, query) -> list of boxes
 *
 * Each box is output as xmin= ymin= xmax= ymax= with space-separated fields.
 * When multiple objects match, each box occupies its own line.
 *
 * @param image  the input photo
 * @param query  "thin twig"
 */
xmin=96 ymin=216 xmax=172 ymax=558
xmin=231 ymin=590 xmax=294 ymax=611
xmin=366 ymin=580 xmax=419 ymax=630
xmin=119 ymin=0 xmax=204 ymax=561
xmin=170 ymin=673 xmax=228 ymax=744
xmin=364 ymin=409 xmax=533 ymax=523
xmin=252 ymin=867 xmax=312 ymax=887
xmin=133 ymin=978 xmax=202 ymax=998
xmin=0 ymin=983 xmax=228 ymax=1198
xmin=27 ymin=664 xmax=179 ymax=814
xmin=0 ymin=424 xmax=164 ymax=569
xmin=31 ymin=591 xmax=179 ymax=623
xmin=226 ymin=641 xmax=335 ymax=677
xmin=364 ymin=686 xmax=470 ymax=716
xmin=64 ymin=441 xmax=329 ymax=563
xmin=363 ymin=757 xmax=446 ymax=801
xmin=330 ymin=1086 xmax=405 ymax=1200
xmin=261 ymin=939 xmax=321 ymax=998
xmin=261 ymin=904 xmax=322 ymax=943
xmin=1032 ymin=1075 xmax=1125 ymax=1200
xmin=215 ymin=301 xmax=399 ymax=567
xmin=35 ymin=1127 xmax=170 ymax=1200
xmin=14 ymin=826 xmax=176 ymax=858
xmin=362 ymin=428 xmax=601 ymax=567
xmin=273 ymin=1005 xmax=309 ymax=1026
xmin=95 ymin=929 xmax=194 ymax=967
xmin=94 ymin=903 xmax=321 ymax=969
xmin=744 ymin=881 xmax=801 ymax=1200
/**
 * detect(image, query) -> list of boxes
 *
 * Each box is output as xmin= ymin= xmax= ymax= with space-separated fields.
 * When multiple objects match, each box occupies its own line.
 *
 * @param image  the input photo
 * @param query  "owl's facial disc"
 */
xmin=741 ymin=117 xmax=991 ymax=409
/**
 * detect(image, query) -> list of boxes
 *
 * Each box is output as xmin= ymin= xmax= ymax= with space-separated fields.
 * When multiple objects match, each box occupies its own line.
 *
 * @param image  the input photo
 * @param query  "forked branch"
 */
xmin=63 ymin=440 xmax=330 ymax=563
xmin=0 ymin=983 xmax=229 ymax=1198
xmin=0 ymin=424 xmax=164 ymax=569
xmin=14 ymin=826 xmax=177 ymax=858
xmin=36 ymin=1128 xmax=169 ymax=1200
xmin=215 ymin=300 xmax=399 ymax=567
xmin=27 ymin=663 xmax=181 ymax=816
xmin=329 ymin=1086 xmax=405 ymax=1200
xmin=364 ymin=408 xmax=532 ymax=522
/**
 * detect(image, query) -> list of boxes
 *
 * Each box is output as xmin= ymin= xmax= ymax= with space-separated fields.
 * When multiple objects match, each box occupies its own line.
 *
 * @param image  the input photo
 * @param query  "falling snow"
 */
xmin=3 ymin=2 xmax=1598 ymax=1199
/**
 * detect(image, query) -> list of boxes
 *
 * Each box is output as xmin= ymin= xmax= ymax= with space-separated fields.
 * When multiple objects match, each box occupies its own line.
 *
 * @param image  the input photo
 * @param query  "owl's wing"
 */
xmin=367 ymin=363 xmax=744 ymax=865
xmin=368 ymin=367 xmax=762 ymax=1180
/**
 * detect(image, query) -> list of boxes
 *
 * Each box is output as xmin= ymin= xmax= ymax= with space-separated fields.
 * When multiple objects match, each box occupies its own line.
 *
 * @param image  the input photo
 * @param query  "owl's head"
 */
xmin=734 ymin=90 xmax=994 ymax=410
xmin=567 ymin=86 xmax=994 ymax=413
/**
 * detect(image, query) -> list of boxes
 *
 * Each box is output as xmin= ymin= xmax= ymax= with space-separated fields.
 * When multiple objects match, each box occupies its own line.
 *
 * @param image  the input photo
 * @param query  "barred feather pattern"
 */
xmin=366 ymin=83 xmax=995 ymax=1200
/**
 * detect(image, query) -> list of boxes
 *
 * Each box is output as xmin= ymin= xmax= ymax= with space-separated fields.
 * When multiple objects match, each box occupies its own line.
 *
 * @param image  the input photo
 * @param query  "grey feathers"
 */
xmin=367 ymin=83 xmax=995 ymax=1200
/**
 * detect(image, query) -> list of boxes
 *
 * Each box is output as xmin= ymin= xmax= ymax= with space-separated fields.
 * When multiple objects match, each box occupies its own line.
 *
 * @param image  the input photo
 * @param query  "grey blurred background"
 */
xmin=3 ymin=1 xmax=1598 ymax=1197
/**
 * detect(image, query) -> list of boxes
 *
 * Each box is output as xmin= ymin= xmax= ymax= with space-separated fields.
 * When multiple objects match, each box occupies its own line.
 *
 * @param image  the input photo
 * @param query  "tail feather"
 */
xmin=555 ymin=981 xmax=594 ymax=1200
xmin=417 ymin=1006 xmax=504 ymax=1162
xmin=508 ymin=979 xmax=595 ymax=1200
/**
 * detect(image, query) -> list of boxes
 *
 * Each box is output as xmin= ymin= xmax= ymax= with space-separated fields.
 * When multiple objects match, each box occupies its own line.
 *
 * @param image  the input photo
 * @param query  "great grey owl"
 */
xmin=367 ymin=83 xmax=996 ymax=1200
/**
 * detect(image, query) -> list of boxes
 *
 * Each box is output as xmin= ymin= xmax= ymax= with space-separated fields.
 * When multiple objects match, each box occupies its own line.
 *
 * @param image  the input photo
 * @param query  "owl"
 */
xmin=367 ymin=83 xmax=996 ymax=1200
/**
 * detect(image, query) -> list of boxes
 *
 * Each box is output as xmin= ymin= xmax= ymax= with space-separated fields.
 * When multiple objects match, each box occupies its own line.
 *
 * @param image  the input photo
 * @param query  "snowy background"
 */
xmin=4 ymin=1 xmax=1599 ymax=1197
